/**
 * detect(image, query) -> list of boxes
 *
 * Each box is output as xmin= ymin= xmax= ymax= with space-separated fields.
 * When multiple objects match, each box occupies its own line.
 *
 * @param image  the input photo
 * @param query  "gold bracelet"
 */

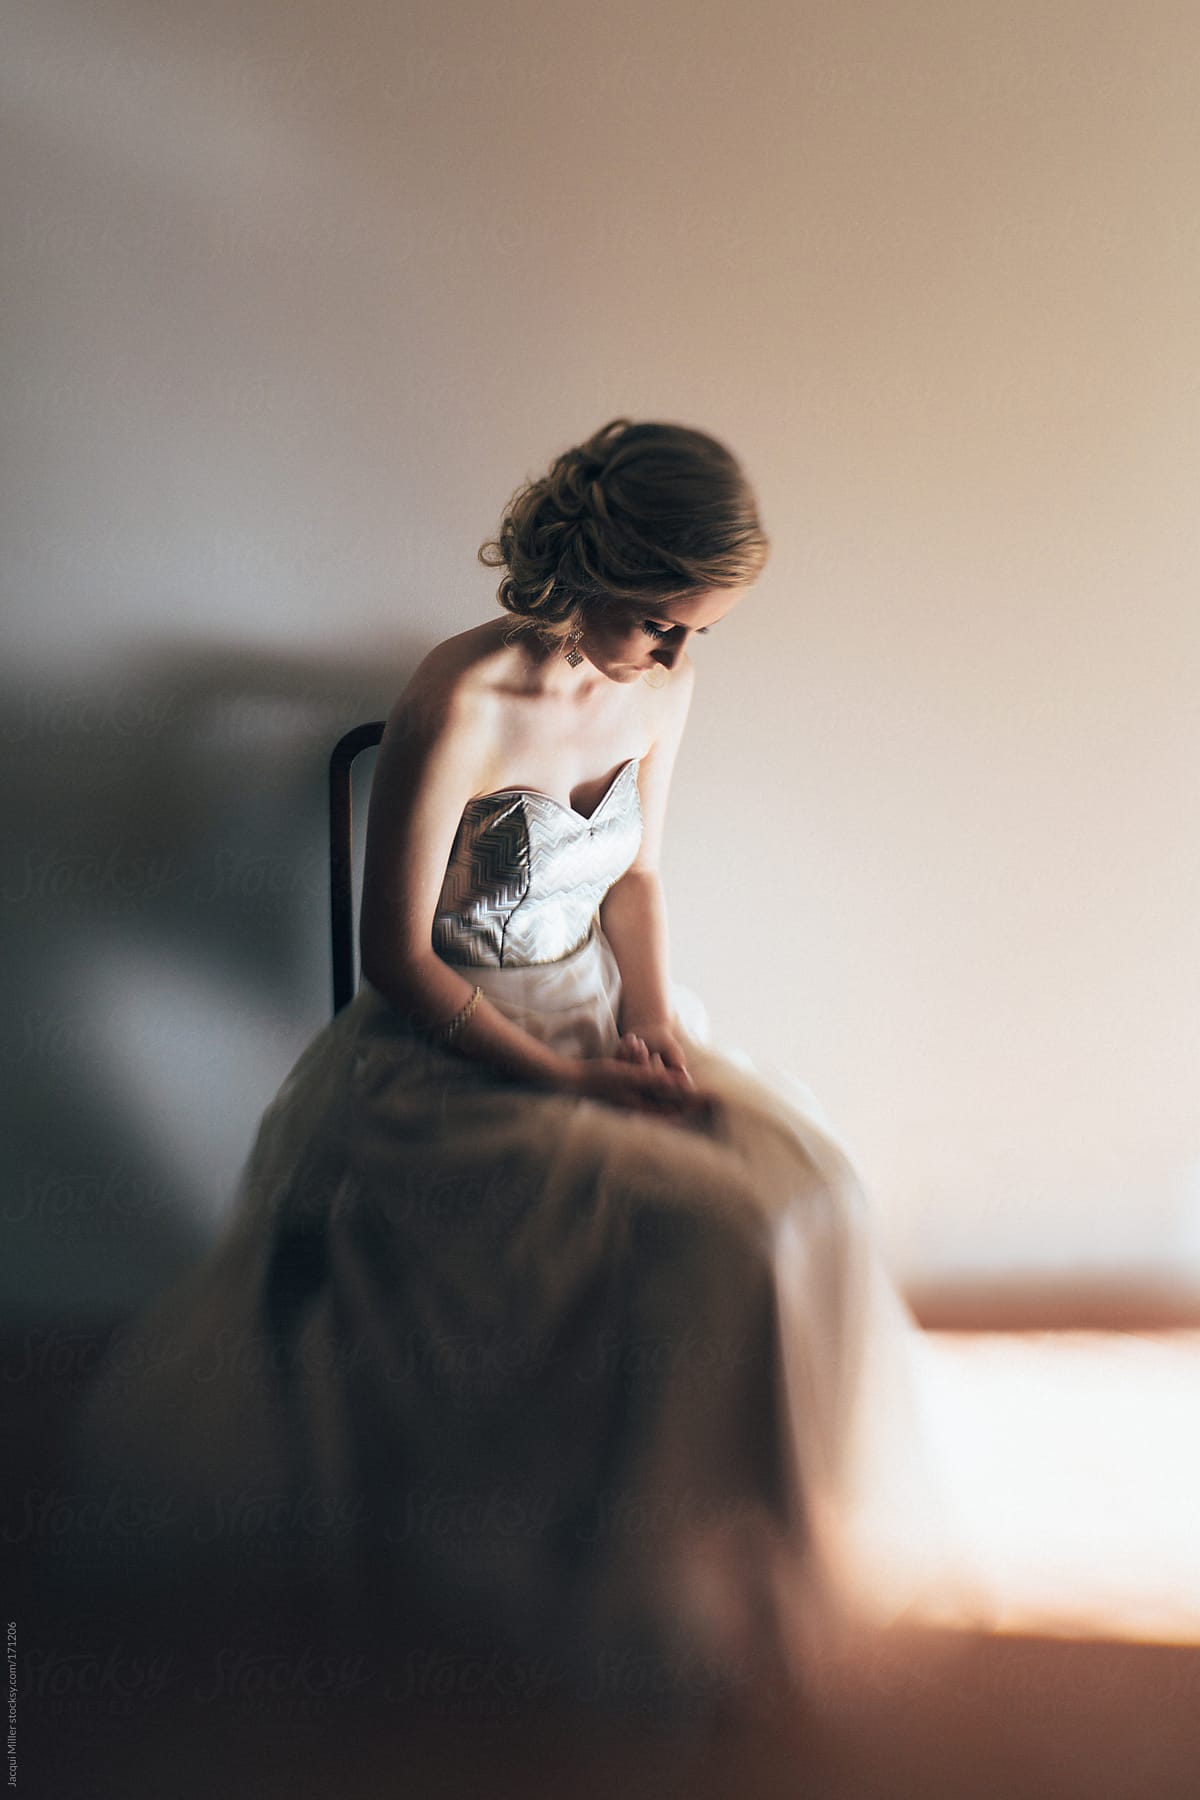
xmin=439 ymin=984 xmax=482 ymax=1047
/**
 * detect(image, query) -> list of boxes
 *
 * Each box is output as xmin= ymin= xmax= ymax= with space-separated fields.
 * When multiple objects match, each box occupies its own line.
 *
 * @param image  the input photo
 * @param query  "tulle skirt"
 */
xmin=67 ymin=919 xmax=989 ymax=1715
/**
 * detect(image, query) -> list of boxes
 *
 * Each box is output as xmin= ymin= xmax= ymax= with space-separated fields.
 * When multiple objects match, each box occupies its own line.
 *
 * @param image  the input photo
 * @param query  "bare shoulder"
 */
xmin=673 ymin=648 xmax=698 ymax=697
xmin=644 ymin=649 xmax=696 ymax=743
xmin=364 ymin=626 xmax=511 ymax=899
xmin=361 ymin=625 xmax=518 ymax=977
xmin=383 ymin=620 xmax=513 ymax=748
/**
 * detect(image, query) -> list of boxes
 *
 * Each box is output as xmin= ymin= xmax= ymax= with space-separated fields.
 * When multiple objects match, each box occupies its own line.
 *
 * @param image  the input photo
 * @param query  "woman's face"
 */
xmin=581 ymin=588 xmax=750 ymax=684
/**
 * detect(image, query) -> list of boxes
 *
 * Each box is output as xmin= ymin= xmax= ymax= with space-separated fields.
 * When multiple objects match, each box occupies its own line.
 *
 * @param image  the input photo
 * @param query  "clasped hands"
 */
xmin=565 ymin=1017 xmax=717 ymax=1122
xmin=615 ymin=1019 xmax=690 ymax=1074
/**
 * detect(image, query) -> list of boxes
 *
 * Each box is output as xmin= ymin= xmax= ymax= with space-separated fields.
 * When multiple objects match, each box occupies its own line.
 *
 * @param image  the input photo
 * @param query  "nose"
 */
xmin=653 ymin=630 xmax=688 ymax=667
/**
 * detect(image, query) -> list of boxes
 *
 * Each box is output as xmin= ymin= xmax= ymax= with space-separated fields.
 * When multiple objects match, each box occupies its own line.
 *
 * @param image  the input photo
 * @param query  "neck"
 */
xmin=518 ymin=631 xmax=607 ymax=699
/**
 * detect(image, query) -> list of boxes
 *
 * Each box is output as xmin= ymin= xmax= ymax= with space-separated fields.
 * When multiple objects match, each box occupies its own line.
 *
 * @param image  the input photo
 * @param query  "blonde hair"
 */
xmin=477 ymin=417 xmax=769 ymax=647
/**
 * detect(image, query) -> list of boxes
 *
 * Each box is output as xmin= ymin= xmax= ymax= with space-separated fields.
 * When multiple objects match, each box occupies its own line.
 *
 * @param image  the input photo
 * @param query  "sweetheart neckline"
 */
xmin=468 ymin=755 xmax=641 ymax=823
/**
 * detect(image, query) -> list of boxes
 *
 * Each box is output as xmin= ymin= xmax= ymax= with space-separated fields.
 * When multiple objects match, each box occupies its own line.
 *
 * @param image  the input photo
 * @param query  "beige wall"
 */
xmin=4 ymin=0 xmax=1198 ymax=1309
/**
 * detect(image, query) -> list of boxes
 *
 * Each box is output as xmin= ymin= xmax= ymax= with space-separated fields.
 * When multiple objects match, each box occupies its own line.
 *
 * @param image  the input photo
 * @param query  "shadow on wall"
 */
xmin=1 ymin=639 xmax=418 ymax=1326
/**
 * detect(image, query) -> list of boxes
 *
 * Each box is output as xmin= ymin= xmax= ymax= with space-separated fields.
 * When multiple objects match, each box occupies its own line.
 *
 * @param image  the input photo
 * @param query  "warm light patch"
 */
xmin=907 ymin=1329 xmax=1200 ymax=1644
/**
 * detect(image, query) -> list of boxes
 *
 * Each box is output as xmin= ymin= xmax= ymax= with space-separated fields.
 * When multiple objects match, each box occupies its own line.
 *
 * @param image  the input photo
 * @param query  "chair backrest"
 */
xmin=329 ymin=721 xmax=385 ymax=1015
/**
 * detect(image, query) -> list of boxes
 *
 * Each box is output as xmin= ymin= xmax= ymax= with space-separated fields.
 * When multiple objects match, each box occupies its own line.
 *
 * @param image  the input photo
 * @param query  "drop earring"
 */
xmin=564 ymin=626 xmax=584 ymax=668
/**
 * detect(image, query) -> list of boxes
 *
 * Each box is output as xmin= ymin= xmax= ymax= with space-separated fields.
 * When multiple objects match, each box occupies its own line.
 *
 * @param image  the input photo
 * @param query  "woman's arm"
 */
xmin=359 ymin=656 xmax=572 ymax=1090
xmin=597 ymin=871 xmax=675 ymax=1032
xmin=599 ymin=655 xmax=695 ymax=1036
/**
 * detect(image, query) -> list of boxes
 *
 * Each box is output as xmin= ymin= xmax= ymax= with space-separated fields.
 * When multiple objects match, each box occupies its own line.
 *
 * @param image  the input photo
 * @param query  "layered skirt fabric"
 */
xmin=68 ymin=921 xmax=986 ymax=1712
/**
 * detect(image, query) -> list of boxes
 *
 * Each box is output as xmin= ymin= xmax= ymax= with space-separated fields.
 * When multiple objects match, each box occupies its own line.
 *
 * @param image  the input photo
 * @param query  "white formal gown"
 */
xmin=67 ymin=753 xmax=986 ymax=1716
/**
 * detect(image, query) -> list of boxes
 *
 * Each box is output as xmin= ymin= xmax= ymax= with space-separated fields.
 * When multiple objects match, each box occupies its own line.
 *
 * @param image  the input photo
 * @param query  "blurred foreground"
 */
xmin=8 ymin=1323 xmax=1200 ymax=1797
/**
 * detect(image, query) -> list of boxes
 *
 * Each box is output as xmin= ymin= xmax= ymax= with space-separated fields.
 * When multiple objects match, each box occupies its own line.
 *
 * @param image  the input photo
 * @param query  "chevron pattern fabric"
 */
xmin=430 ymin=757 xmax=642 ymax=967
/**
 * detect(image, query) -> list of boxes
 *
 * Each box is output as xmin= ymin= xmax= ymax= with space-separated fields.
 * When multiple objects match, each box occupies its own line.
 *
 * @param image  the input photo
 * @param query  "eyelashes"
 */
xmin=639 ymin=621 xmax=711 ymax=640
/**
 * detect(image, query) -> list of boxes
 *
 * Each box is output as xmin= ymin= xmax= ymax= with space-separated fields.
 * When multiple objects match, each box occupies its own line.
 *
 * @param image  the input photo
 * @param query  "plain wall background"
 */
xmin=4 ymin=0 xmax=1198 ymax=1319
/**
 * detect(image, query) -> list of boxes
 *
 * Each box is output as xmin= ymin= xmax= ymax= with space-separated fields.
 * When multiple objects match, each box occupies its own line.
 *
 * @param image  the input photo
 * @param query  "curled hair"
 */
xmin=477 ymin=418 xmax=769 ymax=646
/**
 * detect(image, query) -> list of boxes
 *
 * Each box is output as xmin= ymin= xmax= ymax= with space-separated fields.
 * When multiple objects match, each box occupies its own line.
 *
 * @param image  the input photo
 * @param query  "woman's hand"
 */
xmin=561 ymin=1055 xmax=716 ymax=1121
xmin=615 ymin=1021 xmax=691 ymax=1075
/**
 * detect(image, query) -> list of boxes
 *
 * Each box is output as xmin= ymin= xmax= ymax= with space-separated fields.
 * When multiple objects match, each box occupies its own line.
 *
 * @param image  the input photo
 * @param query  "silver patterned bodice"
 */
xmin=431 ymin=756 xmax=642 ymax=966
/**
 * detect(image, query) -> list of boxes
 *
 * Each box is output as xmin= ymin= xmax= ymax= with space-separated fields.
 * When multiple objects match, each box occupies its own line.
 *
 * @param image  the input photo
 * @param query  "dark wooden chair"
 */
xmin=329 ymin=721 xmax=385 ymax=1015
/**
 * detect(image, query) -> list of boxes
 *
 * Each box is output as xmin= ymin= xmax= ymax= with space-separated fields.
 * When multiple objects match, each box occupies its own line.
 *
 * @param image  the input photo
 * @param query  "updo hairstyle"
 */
xmin=477 ymin=418 xmax=769 ymax=649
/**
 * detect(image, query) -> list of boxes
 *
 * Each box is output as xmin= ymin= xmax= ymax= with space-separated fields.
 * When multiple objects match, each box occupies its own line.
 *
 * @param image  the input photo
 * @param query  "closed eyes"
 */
xmin=640 ymin=620 xmax=711 ymax=640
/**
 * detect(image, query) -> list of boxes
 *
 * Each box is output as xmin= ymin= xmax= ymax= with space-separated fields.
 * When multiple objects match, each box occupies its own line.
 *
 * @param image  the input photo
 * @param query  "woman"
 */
xmin=358 ymin=416 xmax=752 ymax=1116
xmin=68 ymin=419 xmax=981 ymax=1721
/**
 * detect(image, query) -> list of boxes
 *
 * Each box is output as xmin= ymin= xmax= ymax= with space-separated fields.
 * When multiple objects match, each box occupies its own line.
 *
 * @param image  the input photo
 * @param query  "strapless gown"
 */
xmin=67 ymin=754 xmax=986 ymax=1715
